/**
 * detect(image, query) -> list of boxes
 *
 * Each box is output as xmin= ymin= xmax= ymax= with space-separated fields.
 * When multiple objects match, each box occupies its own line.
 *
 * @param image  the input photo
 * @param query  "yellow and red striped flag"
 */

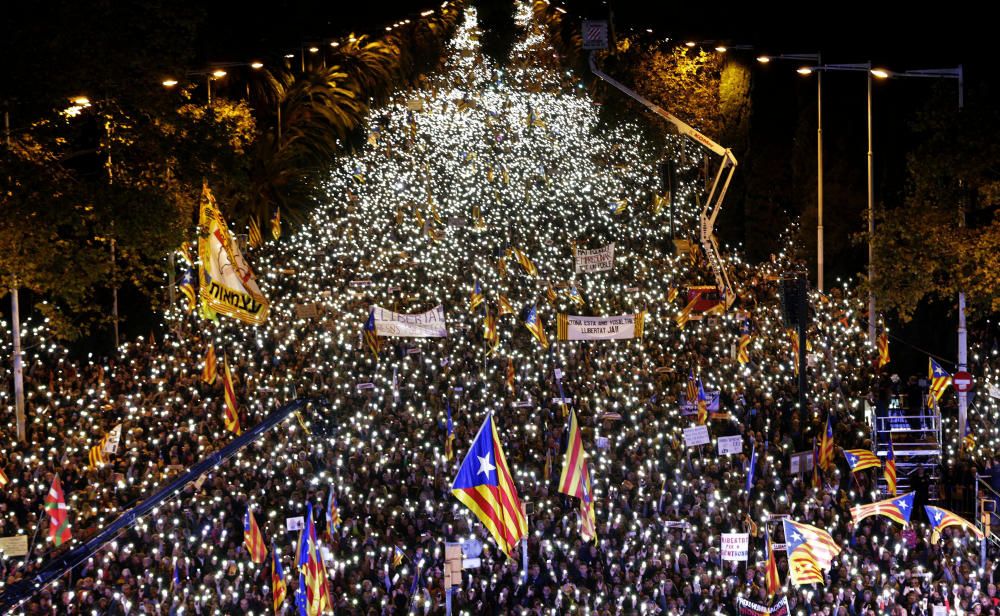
xmin=926 ymin=504 xmax=984 ymax=544
xmin=222 ymin=353 xmax=242 ymax=436
xmin=243 ymin=507 xmax=268 ymax=564
xmin=558 ymin=409 xmax=591 ymax=499
xmin=876 ymin=330 xmax=890 ymax=368
xmin=764 ymin=526 xmax=781 ymax=597
xmin=202 ymin=344 xmax=217 ymax=385
xmin=819 ymin=414 xmax=834 ymax=471
xmin=843 ymin=449 xmax=881 ymax=473
xmin=782 ymin=519 xmax=840 ymax=586
xmin=271 ymin=542 xmax=287 ymax=614
xmin=928 ymin=358 xmax=951 ymax=408
xmin=884 ymin=438 xmax=897 ymax=496
xmin=451 ymin=412 xmax=527 ymax=558
xmin=850 ymin=492 xmax=914 ymax=526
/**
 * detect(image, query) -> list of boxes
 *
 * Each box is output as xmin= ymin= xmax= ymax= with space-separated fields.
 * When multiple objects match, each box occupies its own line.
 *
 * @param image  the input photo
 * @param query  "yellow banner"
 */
xmin=198 ymin=185 xmax=270 ymax=325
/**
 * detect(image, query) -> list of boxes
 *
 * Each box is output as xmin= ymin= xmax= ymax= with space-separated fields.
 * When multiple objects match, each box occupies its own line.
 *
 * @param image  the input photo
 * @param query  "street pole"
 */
xmin=866 ymin=64 xmax=876 ymax=343
xmin=956 ymin=64 xmax=967 ymax=441
xmin=167 ymin=251 xmax=176 ymax=309
xmin=206 ymin=75 xmax=212 ymax=106
xmin=6 ymin=108 xmax=26 ymax=442
xmin=816 ymin=65 xmax=824 ymax=292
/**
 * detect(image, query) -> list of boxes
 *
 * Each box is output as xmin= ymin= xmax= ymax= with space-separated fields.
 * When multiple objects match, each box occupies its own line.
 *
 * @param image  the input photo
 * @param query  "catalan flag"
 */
xmin=392 ymin=546 xmax=405 ymax=567
xmin=523 ymin=305 xmax=549 ymax=349
xmin=202 ymin=343 xmax=217 ymax=385
xmin=0 ymin=468 xmax=8 ymax=487
xmin=445 ymin=401 xmax=455 ymax=461
xmin=497 ymin=294 xmax=514 ymax=317
xmin=296 ymin=502 xmax=332 ymax=616
xmin=506 ymin=357 xmax=516 ymax=395
xmin=850 ymin=492 xmax=914 ymax=526
xmin=764 ymin=526 xmax=781 ymax=597
xmin=272 ymin=543 xmax=287 ymax=614
xmin=558 ymin=410 xmax=591 ymax=499
xmin=737 ymin=317 xmax=751 ymax=365
xmin=513 ymin=248 xmax=538 ymax=277
xmin=928 ymin=358 xmax=952 ymax=408
xmin=884 ymin=438 xmax=897 ymax=496
xmin=363 ymin=308 xmax=381 ymax=359
xmin=925 ymin=505 xmax=984 ymax=544
xmin=44 ymin=474 xmax=72 ymax=547
xmin=819 ymin=414 xmax=834 ymax=471
xmin=451 ymin=412 xmax=527 ymax=558
xmin=811 ymin=438 xmax=822 ymax=491
xmin=469 ymin=280 xmax=484 ymax=312
xmin=843 ymin=449 xmax=881 ymax=473
xmin=963 ymin=422 xmax=976 ymax=454
xmin=271 ymin=208 xmax=281 ymax=240
xmin=675 ymin=294 xmax=700 ymax=329
xmin=248 ymin=216 xmax=263 ymax=249
xmin=611 ymin=199 xmax=628 ymax=215
xmin=876 ymin=330 xmax=890 ymax=368
xmin=326 ymin=486 xmax=341 ymax=538
xmin=222 ymin=353 xmax=242 ymax=436
xmin=565 ymin=285 xmax=585 ymax=307
xmin=244 ymin=507 xmax=268 ymax=564
xmin=179 ymin=268 xmax=197 ymax=313
xmin=483 ymin=309 xmax=499 ymax=354
xmin=88 ymin=441 xmax=109 ymax=469
xmin=685 ymin=370 xmax=698 ymax=408
xmin=782 ymin=519 xmax=841 ymax=586
xmin=696 ymin=378 xmax=708 ymax=425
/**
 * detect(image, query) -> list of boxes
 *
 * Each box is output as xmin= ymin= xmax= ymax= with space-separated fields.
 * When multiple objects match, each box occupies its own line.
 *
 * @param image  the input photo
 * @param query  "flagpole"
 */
xmin=5 ymin=111 xmax=26 ymax=443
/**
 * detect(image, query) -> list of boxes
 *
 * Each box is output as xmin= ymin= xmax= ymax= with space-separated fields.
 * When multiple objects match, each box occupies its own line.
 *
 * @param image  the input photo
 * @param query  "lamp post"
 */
xmin=884 ymin=66 xmax=965 ymax=433
xmin=4 ymin=106 xmax=26 ymax=442
xmin=757 ymin=53 xmax=823 ymax=290
xmin=798 ymin=63 xmax=888 ymax=342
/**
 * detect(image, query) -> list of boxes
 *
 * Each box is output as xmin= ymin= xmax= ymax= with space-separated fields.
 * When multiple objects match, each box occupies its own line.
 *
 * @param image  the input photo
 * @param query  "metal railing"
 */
xmin=0 ymin=397 xmax=328 ymax=613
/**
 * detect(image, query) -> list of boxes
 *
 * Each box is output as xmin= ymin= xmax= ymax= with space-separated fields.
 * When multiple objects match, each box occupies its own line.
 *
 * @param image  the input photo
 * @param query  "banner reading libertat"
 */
xmin=373 ymin=305 xmax=448 ymax=338
xmin=575 ymin=243 xmax=615 ymax=273
xmin=556 ymin=313 xmax=645 ymax=341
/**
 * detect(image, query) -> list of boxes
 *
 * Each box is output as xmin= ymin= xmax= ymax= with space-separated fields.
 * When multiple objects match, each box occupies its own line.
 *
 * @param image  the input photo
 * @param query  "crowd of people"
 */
xmin=2 ymin=3 xmax=1000 ymax=615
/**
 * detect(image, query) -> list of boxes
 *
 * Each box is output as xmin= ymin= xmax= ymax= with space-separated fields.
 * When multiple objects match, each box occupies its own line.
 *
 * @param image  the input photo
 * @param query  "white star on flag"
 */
xmin=477 ymin=453 xmax=496 ymax=477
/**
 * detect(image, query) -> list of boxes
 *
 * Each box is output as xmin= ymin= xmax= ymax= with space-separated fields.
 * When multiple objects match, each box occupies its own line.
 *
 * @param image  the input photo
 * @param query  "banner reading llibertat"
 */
xmin=197 ymin=185 xmax=270 ymax=325
xmin=556 ymin=312 xmax=645 ymax=341
xmin=373 ymin=305 xmax=448 ymax=338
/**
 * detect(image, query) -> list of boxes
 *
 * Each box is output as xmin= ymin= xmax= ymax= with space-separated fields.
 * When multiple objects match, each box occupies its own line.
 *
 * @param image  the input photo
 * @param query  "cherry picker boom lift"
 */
xmin=589 ymin=52 xmax=737 ymax=309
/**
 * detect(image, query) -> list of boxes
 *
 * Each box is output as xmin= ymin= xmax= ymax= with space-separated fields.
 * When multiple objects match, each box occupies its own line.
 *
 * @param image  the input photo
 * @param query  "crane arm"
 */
xmin=589 ymin=52 xmax=737 ymax=307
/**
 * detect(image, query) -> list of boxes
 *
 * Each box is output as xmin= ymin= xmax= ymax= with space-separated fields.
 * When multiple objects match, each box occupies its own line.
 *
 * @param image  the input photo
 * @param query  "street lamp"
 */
xmin=799 ymin=63 xmax=888 ymax=343
xmin=882 ymin=65 xmax=965 ymax=434
xmin=757 ymin=53 xmax=824 ymax=291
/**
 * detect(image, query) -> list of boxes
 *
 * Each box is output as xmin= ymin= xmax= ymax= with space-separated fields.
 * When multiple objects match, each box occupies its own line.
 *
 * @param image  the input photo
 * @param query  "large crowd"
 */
xmin=3 ymin=3 xmax=1000 ymax=615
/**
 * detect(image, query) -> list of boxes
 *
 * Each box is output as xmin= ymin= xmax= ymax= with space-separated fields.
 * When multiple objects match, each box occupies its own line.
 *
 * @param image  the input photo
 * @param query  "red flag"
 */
xmin=44 ymin=475 xmax=72 ymax=546
xmin=243 ymin=507 xmax=268 ymax=564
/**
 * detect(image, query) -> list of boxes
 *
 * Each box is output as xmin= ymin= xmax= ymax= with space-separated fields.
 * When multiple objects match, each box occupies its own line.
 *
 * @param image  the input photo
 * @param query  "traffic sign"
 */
xmin=953 ymin=371 xmax=973 ymax=392
xmin=581 ymin=20 xmax=609 ymax=50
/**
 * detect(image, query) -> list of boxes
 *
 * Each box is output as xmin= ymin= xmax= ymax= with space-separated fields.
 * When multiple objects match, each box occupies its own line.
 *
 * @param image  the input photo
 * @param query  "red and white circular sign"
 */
xmin=953 ymin=371 xmax=973 ymax=392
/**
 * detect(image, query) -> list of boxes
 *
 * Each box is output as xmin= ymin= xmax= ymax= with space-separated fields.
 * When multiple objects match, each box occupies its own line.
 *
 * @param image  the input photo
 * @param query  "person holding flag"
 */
xmin=451 ymin=412 xmax=527 ymax=558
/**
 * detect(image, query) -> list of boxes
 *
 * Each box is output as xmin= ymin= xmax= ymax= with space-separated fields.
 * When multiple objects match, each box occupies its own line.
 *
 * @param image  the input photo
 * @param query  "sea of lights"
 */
xmin=0 ymin=2 xmax=995 ymax=614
